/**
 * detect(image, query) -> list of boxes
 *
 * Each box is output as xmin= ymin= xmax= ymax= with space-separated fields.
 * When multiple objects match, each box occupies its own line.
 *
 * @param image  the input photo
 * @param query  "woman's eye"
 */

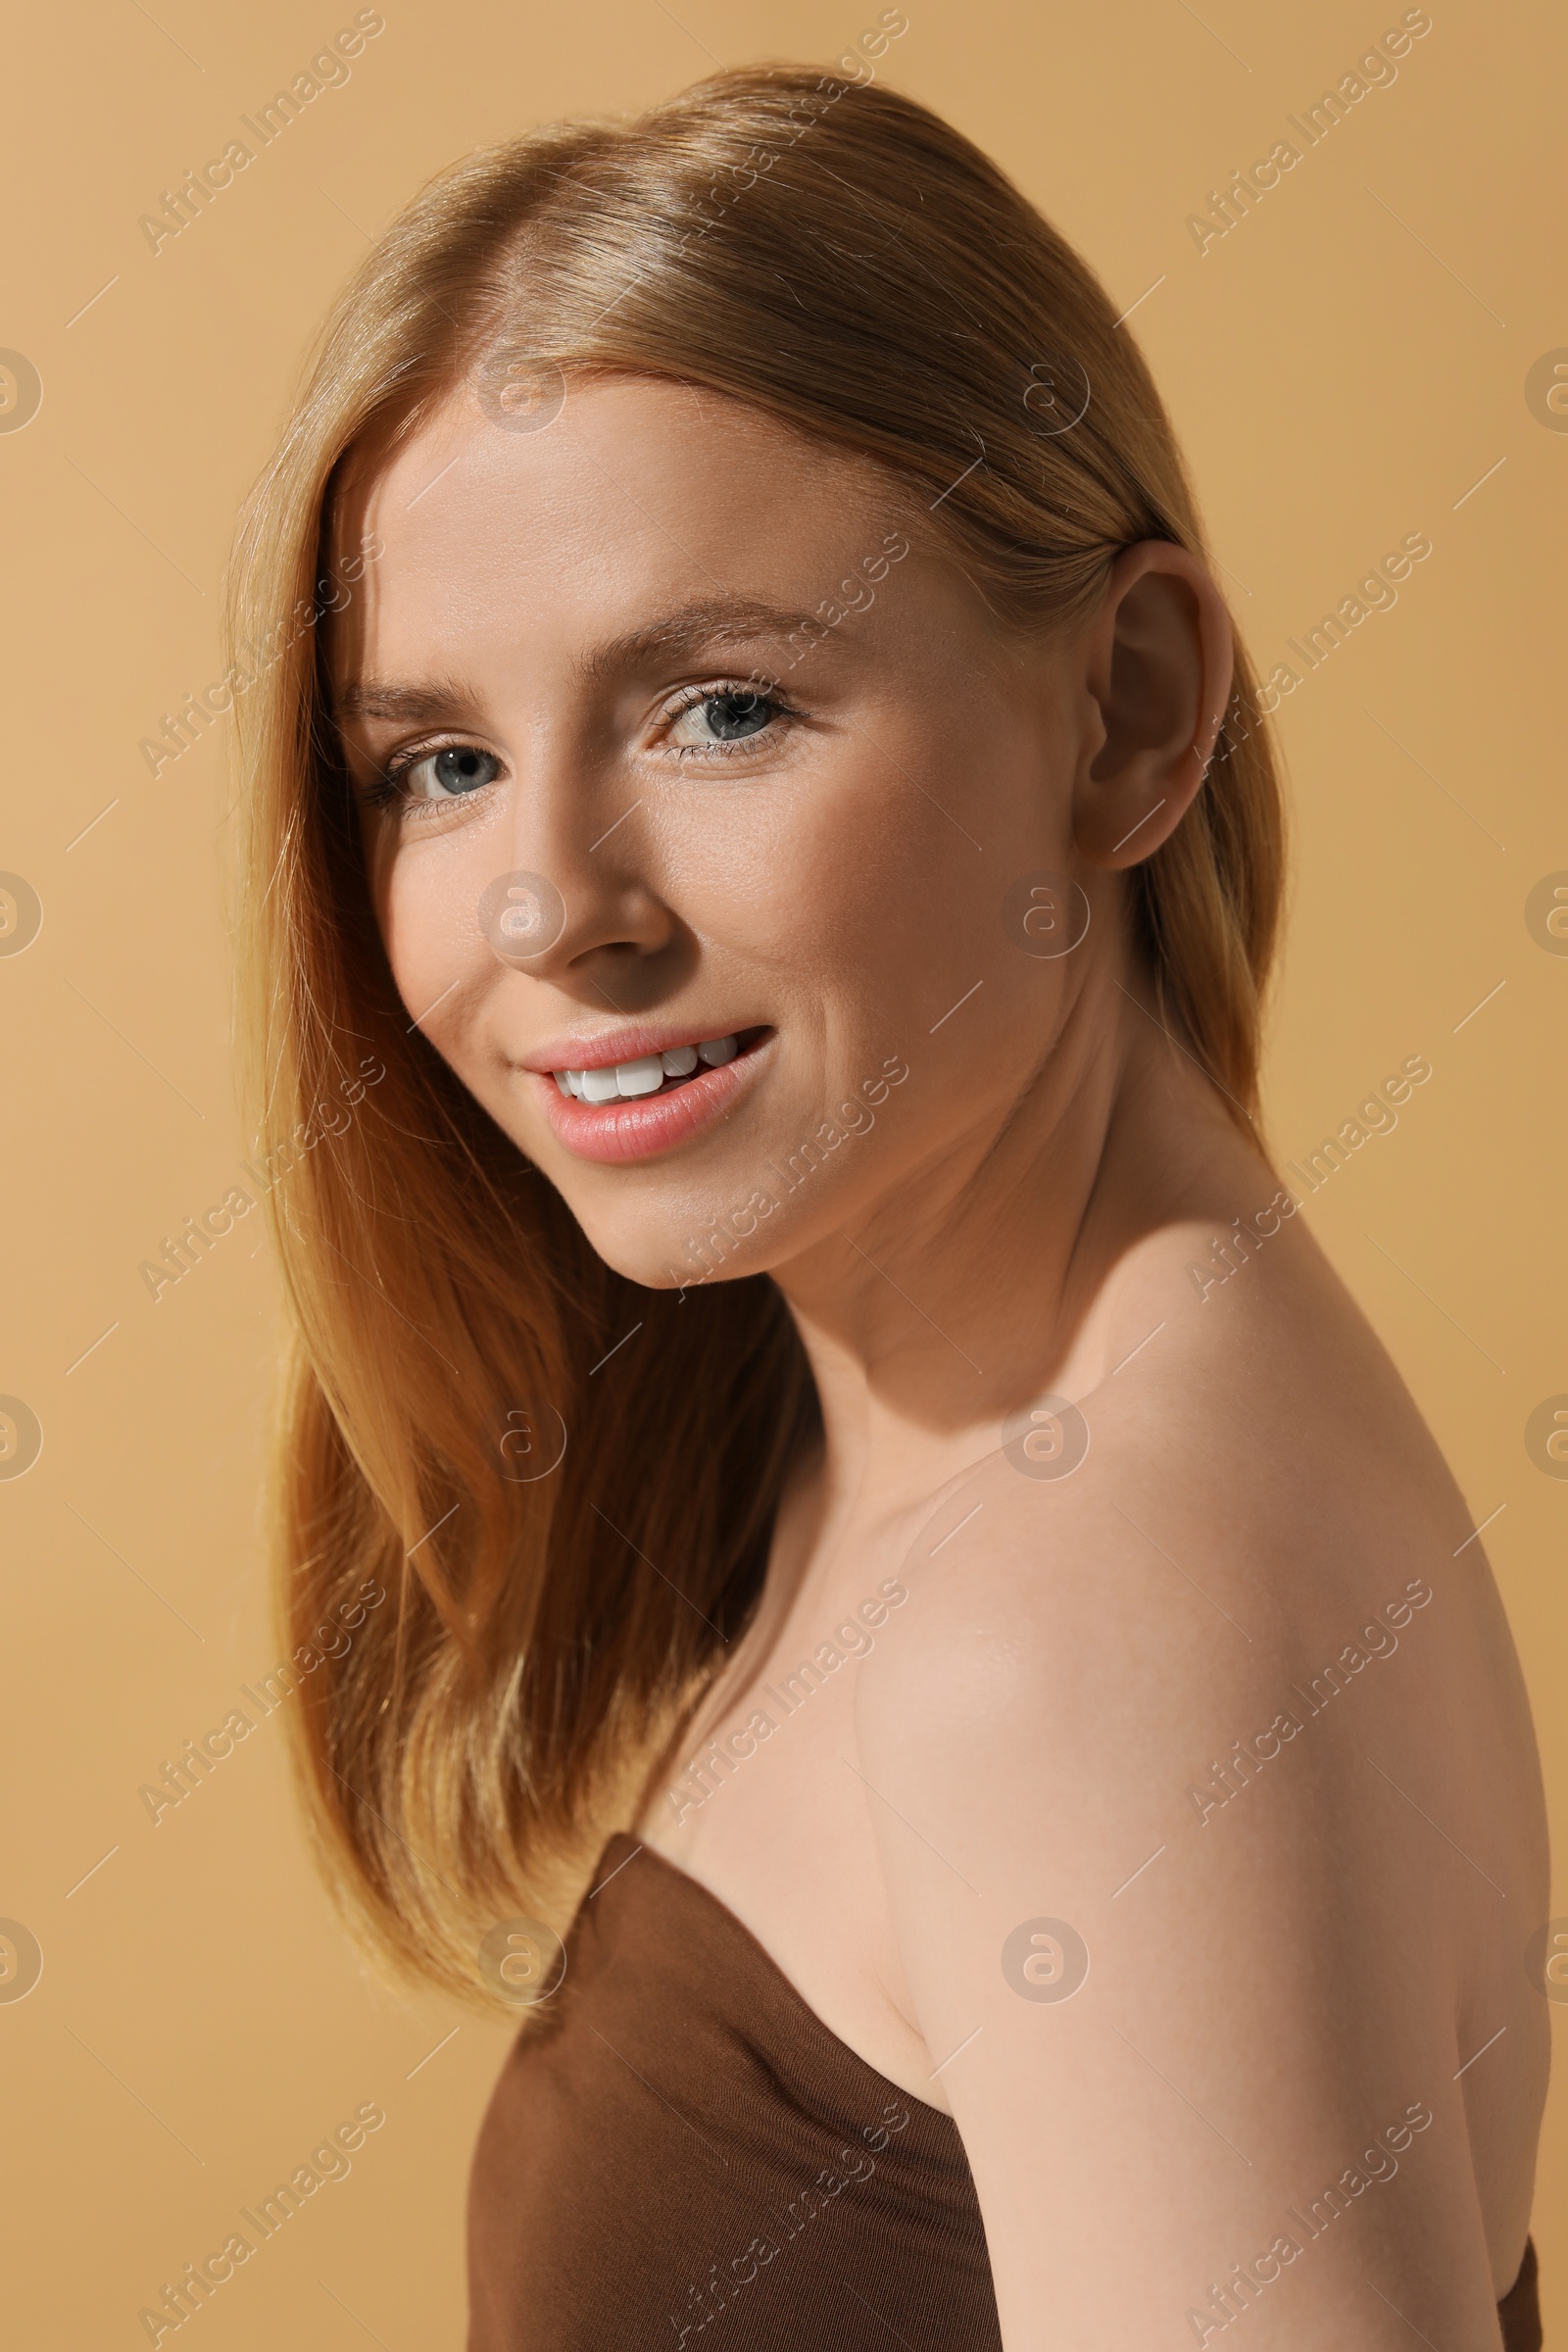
xmin=666 ymin=690 xmax=781 ymax=752
xmin=396 ymin=745 xmax=503 ymax=802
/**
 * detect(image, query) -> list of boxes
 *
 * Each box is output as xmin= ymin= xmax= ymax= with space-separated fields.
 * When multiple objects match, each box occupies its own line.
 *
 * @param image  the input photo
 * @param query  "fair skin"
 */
xmin=329 ymin=373 xmax=1546 ymax=2348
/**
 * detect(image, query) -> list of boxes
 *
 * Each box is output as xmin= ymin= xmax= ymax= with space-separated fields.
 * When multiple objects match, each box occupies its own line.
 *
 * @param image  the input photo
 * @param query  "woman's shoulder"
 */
xmin=857 ymin=1195 xmax=1545 ymax=1981
xmin=851 ymin=1203 xmax=1547 ymax=2298
xmin=872 ymin=1200 xmax=1451 ymax=1651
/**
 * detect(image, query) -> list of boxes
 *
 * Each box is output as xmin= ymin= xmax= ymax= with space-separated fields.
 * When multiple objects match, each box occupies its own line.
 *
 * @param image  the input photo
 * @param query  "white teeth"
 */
xmin=556 ymin=1034 xmax=741 ymax=1102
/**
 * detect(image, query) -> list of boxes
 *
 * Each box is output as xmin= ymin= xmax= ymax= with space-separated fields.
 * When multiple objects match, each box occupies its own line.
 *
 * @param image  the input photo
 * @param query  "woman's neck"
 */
xmin=768 ymin=955 xmax=1269 ymax=1539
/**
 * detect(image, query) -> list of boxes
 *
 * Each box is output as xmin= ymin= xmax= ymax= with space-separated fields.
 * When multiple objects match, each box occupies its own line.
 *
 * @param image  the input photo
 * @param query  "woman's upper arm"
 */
xmin=854 ymin=1477 xmax=1506 ymax=2350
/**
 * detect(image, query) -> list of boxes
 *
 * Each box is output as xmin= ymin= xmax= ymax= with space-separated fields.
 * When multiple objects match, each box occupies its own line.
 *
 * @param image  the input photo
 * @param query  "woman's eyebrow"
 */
xmin=334 ymin=675 xmax=480 ymax=725
xmin=572 ymin=596 xmax=829 ymax=688
xmin=336 ymin=596 xmax=841 ymax=723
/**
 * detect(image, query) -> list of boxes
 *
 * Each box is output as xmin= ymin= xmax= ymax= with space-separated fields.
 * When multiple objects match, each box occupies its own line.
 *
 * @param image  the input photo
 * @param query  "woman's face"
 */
xmin=329 ymin=374 xmax=1116 ymax=1291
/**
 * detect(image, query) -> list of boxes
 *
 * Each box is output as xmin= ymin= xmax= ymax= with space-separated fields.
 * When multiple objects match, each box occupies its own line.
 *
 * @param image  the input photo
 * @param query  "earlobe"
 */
xmin=1073 ymin=544 xmax=1233 ymax=871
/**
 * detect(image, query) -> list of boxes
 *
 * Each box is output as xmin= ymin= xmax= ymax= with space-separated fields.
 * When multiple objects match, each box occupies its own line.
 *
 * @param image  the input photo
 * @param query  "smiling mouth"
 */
xmin=551 ymin=1028 xmax=766 ymax=1103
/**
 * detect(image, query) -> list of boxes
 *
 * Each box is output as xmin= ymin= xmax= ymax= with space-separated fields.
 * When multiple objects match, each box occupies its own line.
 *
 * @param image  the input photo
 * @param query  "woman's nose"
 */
xmin=473 ymin=754 xmax=677 ymax=985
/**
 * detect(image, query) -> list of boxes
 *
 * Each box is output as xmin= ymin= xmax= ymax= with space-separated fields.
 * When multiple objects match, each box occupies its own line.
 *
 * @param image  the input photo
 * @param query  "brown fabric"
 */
xmin=467 ymin=1832 xmax=1000 ymax=2349
xmin=1499 ymin=2234 xmax=1543 ymax=2352
xmin=467 ymin=1832 xmax=1542 ymax=2349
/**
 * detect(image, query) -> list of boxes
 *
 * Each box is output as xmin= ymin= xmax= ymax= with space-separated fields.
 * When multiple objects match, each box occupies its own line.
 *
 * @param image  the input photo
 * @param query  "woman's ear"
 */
xmin=1070 ymin=542 xmax=1234 ymax=870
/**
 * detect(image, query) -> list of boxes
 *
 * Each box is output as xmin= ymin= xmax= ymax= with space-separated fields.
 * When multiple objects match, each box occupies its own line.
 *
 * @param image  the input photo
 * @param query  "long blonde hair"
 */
xmin=227 ymin=62 xmax=1286 ymax=2007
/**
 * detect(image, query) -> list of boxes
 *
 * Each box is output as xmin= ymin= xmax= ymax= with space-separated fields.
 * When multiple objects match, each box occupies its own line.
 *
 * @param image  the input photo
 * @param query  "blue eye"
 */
xmin=666 ymin=689 xmax=786 ymax=754
xmin=399 ymin=745 xmax=503 ymax=800
xmin=701 ymin=692 xmax=771 ymax=740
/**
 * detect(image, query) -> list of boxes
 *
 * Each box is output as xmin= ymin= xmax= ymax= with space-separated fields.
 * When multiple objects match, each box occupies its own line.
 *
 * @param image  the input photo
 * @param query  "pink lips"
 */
xmin=529 ymin=1031 xmax=771 ymax=1164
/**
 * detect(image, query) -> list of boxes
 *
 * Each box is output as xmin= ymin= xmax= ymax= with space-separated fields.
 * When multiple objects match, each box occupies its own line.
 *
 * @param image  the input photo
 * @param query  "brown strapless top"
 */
xmin=466 ymin=1833 xmax=1543 ymax=2349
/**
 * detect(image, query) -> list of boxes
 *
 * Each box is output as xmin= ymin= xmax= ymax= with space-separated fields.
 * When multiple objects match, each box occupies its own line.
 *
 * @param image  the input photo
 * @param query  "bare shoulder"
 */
xmin=859 ymin=1200 xmax=1543 ymax=1901
xmin=853 ymin=1211 xmax=1548 ymax=2339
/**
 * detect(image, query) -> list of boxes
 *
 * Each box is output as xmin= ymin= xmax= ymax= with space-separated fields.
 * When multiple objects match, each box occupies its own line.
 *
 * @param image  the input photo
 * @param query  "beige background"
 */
xmin=3 ymin=0 xmax=1563 ymax=2341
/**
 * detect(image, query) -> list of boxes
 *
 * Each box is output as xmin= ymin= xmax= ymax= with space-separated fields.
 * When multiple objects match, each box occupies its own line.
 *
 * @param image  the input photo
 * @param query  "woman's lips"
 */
xmin=530 ymin=1030 xmax=772 ymax=1164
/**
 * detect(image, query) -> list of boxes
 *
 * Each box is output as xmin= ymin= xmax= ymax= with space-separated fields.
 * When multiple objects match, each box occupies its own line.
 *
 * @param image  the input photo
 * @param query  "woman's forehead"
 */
xmin=330 ymin=373 xmax=907 ymax=561
xmin=323 ymin=376 xmax=955 ymax=693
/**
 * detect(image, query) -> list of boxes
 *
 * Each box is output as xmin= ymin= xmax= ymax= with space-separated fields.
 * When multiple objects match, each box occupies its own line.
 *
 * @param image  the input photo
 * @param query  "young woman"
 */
xmin=229 ymin=63 xmax=1547 ymax=2351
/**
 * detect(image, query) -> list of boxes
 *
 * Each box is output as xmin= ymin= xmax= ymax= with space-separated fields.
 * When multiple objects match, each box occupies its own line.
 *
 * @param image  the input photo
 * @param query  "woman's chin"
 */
xmin=579 ymin=1223 xmax=776 ymax=1295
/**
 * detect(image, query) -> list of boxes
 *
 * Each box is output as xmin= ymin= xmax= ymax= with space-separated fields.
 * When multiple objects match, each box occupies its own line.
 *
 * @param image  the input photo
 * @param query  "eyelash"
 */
xmin=359 ymin=679 xmax=799 ymax=815
xmin=359 ymin=751 xmax=446 ymax=812
xmin=659 ymin=679 xmax=798 ymax=760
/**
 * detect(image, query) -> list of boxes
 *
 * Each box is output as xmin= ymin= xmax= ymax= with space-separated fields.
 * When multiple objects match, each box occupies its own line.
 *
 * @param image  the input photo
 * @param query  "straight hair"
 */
xmin=226 ymin=62 xmax=1287 ymax=2007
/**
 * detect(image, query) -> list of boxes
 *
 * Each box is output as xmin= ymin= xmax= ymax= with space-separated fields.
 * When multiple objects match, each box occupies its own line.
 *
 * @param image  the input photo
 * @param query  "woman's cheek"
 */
xmin=379 ymin=849 xmax=495 ymax=1056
